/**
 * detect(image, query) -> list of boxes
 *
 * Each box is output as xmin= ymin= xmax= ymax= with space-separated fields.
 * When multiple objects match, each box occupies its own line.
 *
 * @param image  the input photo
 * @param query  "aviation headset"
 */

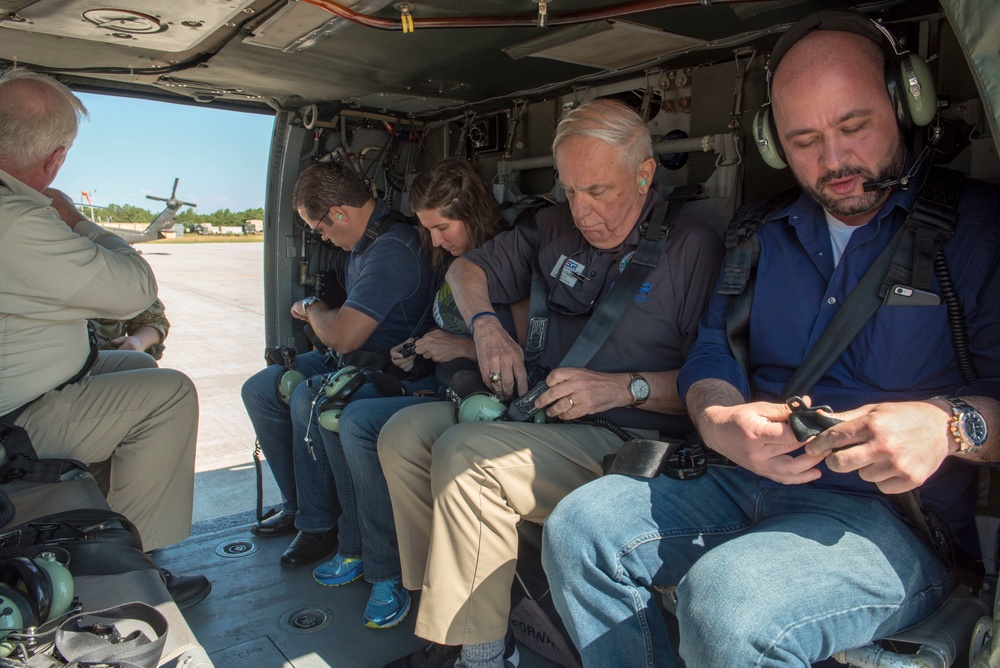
xmin=316 ymin=366 xmax=366 ymax=432
xmin=752 ymin=9 xmax=937 ymax=169
xmin=0 ymin=553 xmax=74 ymax=654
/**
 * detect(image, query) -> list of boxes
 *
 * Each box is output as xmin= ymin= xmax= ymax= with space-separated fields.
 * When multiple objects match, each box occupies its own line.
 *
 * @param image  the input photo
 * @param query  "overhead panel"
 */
xmin=243 ymin=0 xmax=395 ymax=52
xmin=504 ymin=20 xmax=706 ymax=70
xmin=2 ymin=0 xmax=256 ymax=52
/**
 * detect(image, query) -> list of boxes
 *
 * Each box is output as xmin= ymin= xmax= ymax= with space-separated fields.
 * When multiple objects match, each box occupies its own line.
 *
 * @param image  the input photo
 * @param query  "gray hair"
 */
xmin=551 ymin=99 xmax=653 ymax=171
xmin=0 ymin=68 xmax=89 ymax=169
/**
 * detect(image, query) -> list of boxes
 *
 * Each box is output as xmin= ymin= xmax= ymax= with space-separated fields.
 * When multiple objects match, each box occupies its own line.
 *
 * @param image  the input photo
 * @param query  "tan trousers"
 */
xmin=15 ymin=350 xmax=198 ymax=551
xmin=378 ymin=401 xmax=650 ymax=646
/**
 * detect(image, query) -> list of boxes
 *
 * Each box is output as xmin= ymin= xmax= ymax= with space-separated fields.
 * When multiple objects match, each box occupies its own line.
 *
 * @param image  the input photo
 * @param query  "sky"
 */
xmin=56 ymin=92 xmax=275 ymax=215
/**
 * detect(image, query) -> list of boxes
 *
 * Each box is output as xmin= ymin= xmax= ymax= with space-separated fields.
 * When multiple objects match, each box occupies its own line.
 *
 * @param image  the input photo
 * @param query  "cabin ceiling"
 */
xmin=0 ymin=0 xmax=944 ymax=117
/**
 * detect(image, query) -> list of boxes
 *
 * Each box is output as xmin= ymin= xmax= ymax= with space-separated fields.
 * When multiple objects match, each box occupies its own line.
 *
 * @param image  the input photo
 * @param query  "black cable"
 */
xmin=252 ymin=439 xmax=277 ymax=523
xmin=935 ymin=250 xmax=978 ymax=384
xmin=585 ymin=417 xmax=639 ymax=442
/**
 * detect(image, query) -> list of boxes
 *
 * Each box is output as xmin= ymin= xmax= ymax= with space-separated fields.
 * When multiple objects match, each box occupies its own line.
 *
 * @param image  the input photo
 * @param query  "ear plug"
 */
xmin=640 ymin=179 xmax=647 ymax=186
xmin=337 ymin=213 xmax=343 ymax=220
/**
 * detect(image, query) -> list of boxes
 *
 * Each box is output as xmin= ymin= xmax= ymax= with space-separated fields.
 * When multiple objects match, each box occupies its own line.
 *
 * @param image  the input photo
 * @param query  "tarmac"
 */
xmin=137 ymin=240 xmax=280 ymax=524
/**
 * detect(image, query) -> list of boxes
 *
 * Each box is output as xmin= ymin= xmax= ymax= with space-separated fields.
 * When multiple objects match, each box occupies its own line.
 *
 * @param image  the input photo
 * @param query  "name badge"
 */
xmin=551 ymin=254 xmax=585 ymax=288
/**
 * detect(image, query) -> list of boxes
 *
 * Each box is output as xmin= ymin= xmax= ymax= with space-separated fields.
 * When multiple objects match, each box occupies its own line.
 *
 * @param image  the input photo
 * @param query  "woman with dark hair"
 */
xmin=312 ymin=157 xmax=525 ymax=630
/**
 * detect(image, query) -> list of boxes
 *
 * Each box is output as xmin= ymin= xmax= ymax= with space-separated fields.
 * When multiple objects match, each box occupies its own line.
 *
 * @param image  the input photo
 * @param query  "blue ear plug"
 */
xmin=640 ymin=179 xmax=647 ymax=186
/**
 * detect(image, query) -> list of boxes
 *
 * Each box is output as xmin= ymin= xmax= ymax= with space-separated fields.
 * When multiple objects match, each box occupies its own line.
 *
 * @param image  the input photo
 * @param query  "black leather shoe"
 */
xmin=279 ymin=529 xmax=338 ymax=568
xmin=250 ymin=510 xmax=296 ymax=537
xmin=162 ymin=570 xmax=212 ymax=609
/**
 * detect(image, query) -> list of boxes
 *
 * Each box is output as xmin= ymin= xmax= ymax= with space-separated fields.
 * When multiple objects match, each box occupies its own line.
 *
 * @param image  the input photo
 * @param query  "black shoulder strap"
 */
xmin=522 ymin=190 xmax=692 ymax=372
xmin=559 ymin=186 xmax=693 ymax=370
xmin=365 ymin=208 xmax=414 ymax=241
xmin=880 ymin=166 xmax=964 ymax=295
xmin=783 ymin=166 xmax=964 ymax=398
xmin=781 ymin=222 xmax=908 ymax=398
xmin=519 ymin=215 xmax=549 ymax=371
xmin=720 ymin=187 xmax=801 ymax=380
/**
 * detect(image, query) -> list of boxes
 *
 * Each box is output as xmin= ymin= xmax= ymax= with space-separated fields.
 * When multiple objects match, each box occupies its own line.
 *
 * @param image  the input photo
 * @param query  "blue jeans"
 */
xmin=542 ymin=467 xmax=954 ymax=668
xmin=241 ymin=351 xmax=342 ymax=533
xmin=320 ymin=376 xmax=440 ymax=582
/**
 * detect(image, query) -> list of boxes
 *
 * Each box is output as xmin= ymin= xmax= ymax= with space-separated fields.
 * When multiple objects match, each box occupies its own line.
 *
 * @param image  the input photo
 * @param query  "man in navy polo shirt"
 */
xmin=242 ymin=162 xmax=433 ymax=568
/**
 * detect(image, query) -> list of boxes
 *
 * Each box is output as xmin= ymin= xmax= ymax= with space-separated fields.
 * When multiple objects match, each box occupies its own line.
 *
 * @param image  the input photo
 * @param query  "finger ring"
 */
xmin=567 ymin=397 xmax=575 ymax=409
xmin=489 ymin=372 xmax=501 ymax=384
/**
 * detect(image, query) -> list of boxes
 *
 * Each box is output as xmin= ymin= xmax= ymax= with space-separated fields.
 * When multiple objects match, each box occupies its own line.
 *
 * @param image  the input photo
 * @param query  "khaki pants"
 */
xmin=378 ymin=401 xmax=649 ymax=646
xmin=15 ymin=350 xmax=198 ymax=551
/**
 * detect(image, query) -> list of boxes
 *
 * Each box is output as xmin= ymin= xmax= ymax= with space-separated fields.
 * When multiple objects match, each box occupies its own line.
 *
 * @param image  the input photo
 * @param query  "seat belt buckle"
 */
xmin=786 ymin=396 xmax=843 ymax=442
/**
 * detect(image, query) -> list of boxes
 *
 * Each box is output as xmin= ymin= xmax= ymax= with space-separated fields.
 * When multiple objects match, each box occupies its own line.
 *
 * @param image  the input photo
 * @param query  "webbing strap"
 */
xmin=721 ymin=188 xmax=800 ymax=380
xmin=781 ymin=222 xmax=907 ymax=399
xmin=56 ymin=601 xmax=168 ymax=668
xmin=523 ymin=187 xmax=691 ymax=371
xmin=559 ymin=186 xmax=691 ymax=371
xmin=886 ymin=168 xmax=963 ymax=292
xmin=0 ymin=423 xmax=88 ymax=484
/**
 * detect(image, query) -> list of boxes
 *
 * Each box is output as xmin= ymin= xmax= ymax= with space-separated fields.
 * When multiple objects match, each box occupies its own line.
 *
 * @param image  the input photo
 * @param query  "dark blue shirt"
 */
xmin=344 ymin=199 xmax=434 ymax=354
xmin=678 ymin=175 xmax=1000 ymax=547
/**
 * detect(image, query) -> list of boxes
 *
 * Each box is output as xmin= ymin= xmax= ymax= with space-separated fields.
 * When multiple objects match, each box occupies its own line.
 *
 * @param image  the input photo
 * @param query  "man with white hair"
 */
xmin=378 ymin=99 xmax=723 ymax=668
xmin=0 ymin=69 xmax=208 ymax=608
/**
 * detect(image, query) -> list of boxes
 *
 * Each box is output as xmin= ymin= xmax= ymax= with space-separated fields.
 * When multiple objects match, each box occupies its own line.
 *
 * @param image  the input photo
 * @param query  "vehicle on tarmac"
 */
xmin=1 ymin=1 xmax=998 ymax=666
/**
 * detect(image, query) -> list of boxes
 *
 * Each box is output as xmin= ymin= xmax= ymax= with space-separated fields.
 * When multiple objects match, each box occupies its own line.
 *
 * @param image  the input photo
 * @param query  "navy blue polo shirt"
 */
xmin=344 ymin=199 xmax=434 ymax=354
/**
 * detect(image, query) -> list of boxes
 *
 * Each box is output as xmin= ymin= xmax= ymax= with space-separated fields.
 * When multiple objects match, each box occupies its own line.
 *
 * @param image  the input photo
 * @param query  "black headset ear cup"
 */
xmin=753 ymin=105 xmax=788 ymax=170
xmin=0 ymin=582 xmax=40 ymax=628
xmin=0 ymin=557 xmax=51 ymax=626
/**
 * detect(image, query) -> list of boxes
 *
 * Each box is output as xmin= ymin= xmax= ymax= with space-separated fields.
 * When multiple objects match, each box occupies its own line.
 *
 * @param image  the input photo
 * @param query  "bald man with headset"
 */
xmin=542 ymin=10 xmax=1000 ymax=667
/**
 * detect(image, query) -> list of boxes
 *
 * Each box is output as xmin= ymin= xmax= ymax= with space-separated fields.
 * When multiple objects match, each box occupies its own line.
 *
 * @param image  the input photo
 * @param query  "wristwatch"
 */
xmin=940 ymin=397 xmax=988 ymax=455
xmin=301 ymin=296 xmax=320 ymax=311
xmin=628 ymin=373 xmax=650 ymax=407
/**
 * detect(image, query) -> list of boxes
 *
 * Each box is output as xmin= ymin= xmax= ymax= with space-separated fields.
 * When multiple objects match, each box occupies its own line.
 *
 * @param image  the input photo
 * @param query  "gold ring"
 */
xmin=489 ymin=372 xmax=501 ymax=384
xmin=567 ymin=397 xmax=575 ymax=409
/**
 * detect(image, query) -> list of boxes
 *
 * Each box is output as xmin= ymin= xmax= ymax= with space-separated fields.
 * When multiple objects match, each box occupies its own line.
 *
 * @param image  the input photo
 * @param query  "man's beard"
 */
xmin=798 ymin=138 xmax=906 ymax=220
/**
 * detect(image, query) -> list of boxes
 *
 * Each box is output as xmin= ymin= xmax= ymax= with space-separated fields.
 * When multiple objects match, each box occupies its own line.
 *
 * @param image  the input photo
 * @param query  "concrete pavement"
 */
xmin=138 ymin=241 xmax=280 ymax=523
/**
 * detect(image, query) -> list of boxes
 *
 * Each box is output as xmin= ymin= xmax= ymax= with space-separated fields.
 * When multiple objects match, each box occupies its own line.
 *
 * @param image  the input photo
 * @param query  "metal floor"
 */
xmin=154 ymin=511 xmax=559 ymax=668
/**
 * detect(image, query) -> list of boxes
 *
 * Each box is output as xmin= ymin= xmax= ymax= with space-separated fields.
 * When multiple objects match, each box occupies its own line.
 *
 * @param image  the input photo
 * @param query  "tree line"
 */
xmin=96 ymin=203 xmax=264 ymax=229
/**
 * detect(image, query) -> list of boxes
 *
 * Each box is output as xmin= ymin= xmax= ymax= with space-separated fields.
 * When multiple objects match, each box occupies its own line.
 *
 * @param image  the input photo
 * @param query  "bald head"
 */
xmin=768 ymin=29 xmax=905 ymax=224
xmin=772 ymin=30 xmax=885 ymax=112
xmin=0 ymin=69 xmax=88 ymax=174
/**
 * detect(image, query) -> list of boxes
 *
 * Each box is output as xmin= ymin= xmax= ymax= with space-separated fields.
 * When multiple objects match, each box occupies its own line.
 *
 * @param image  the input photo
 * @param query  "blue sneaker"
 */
xmin=313 ymin=553 xmax=364 ymax=586
xmin=364 ymin=578 xmax=411 ymax=629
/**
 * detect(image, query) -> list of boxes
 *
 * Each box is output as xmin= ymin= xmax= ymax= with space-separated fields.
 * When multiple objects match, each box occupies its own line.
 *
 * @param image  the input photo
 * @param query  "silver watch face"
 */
xmin=960 ymin=410 xmax=989 ymax=447
xmin=630 ymin=377 xmax=650 ymax=401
